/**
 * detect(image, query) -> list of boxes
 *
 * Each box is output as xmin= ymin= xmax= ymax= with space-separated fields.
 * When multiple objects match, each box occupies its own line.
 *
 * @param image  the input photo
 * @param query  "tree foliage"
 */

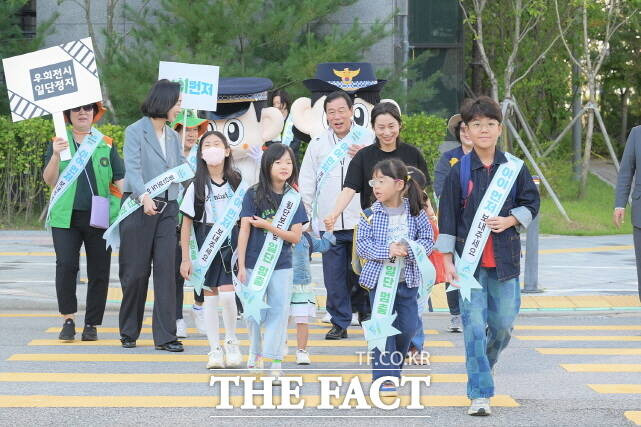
xmin=103 ymin=0 xmax=391 ymax=124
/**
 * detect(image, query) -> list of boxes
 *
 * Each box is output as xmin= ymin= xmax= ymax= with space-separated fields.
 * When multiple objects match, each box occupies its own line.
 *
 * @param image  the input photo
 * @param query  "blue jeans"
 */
xmin=369 ymin=281 xmax=418 ymax=381
xmin=246 ymin=268 xmax=292 ymax=360
xmin=460 ymin=267 xmax=520 ymax=399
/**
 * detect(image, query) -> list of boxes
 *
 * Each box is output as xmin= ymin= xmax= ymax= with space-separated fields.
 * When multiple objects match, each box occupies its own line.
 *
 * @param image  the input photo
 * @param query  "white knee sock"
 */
xmin=204 ymin=295 xmax=220 ymax=351
xmin=218 ymin=291 xmax=237 ymax=341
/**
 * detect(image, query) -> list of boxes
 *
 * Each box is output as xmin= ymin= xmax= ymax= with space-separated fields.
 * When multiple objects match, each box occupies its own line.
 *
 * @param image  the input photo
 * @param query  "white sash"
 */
xmin=186 ymin=179 xmax=249 ymax=295
xmin=103 ymin=163 xmax=194 ymax=249
xmin=235 ymin=187 xmax=301 ymax=323
xmin=449 ymin=152 xmax=524 ymax=301
xmin=311 ymin=124 xmax=372 ymax=231
xmin=46 ymin=127 xmax=104 ymax=227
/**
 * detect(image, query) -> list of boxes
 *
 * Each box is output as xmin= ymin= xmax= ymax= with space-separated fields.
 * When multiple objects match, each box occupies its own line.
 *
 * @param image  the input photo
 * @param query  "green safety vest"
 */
xmin=49 ymin=129 xmax=122 ymax=228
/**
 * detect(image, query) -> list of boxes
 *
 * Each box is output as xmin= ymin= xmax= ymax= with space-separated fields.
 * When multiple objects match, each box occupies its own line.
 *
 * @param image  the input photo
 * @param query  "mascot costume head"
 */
xmin=198 ymin=77 xmax=284 ymax=184
xmin=291 ymin=62 xmax=398 ymax=139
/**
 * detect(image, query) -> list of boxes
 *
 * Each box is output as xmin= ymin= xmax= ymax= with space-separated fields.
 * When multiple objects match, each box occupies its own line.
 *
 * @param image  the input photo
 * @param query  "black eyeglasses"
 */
xmin=70 ymin=104 xmax=94 ymax=112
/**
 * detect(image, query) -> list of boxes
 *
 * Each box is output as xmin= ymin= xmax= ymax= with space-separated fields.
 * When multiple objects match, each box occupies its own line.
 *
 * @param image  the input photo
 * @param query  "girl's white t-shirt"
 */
xmin=384 ymin=205 xmax=409 ymax=281
xmin=180 ymin=180 xmax=233 ymax=224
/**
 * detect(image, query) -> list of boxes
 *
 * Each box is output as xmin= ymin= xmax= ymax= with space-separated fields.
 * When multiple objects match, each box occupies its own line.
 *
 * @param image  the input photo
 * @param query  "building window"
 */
xmin=408 ymin=0 xmax=464 ymax=120
xmin=18 ymin=0 xmax=37 ymax=39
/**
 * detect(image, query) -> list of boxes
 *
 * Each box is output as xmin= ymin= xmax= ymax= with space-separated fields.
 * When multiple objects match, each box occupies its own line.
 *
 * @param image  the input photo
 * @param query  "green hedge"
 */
xmin=0 ymin=116 xmax=126 ymax=226
xmin=400 ymin=112 xmax=447 ymax=182
xmin=0 ymin=112 xmax=446 ymax=226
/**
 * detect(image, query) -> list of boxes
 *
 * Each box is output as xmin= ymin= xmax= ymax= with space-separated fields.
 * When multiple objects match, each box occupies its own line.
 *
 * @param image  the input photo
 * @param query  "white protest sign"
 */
xmin=2 ymin=37 xmax=102 ymax=122
xmin=2 ymin=37 xmax=103 ymax=160
xmin=158 ymin=61 xmax=219 ymax=111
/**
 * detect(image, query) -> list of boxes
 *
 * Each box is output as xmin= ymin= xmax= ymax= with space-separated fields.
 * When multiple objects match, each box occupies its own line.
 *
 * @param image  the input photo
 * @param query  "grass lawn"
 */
xmin=0 ymin=213 xmax=42 ymax=230
xmin=539 ymin=170 xmax=632 ymax=236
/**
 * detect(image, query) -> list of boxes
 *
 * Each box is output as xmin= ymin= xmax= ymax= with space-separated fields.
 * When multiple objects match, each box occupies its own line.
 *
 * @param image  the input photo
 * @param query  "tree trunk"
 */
xmin=472 ymin=39 xmax=482 ymax=96
xmin=620 ymin=88 xmax=629 ymax=150
xmin=578 ymin=94 xmax=595 ymax=198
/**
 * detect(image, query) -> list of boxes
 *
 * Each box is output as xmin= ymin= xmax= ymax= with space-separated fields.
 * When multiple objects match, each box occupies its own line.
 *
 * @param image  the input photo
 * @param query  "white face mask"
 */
xmin=201 ymin=146 xmax=226 ymax=166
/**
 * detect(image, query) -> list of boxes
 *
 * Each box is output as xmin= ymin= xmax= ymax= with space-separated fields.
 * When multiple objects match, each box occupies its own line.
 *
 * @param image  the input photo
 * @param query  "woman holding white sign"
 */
xmin=43 ymin=102 xmax=124 ymax=342
xmin=117 ymin=79 xmax=189 ymax=352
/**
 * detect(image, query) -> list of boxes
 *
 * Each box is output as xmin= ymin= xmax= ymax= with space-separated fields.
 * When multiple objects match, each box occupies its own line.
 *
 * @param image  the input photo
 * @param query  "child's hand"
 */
xmin=248 ymin=215 xmax=270 ymax=229
xmin=323 ymin=213 xmax=337 ymax=231
xmin=389 ymin=242 xmax=408 ymax=258
xmin=180 ymin=259 xmax=192 ymax=280
xmin=486 ymin=215 xmax=518 ymax=233
xmin=237 ymin=267 xmax=247 ymax=284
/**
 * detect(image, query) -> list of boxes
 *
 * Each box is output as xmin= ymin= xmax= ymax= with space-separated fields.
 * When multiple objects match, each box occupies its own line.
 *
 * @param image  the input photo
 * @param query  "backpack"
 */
xmin=351 ymin=208 xmax=373 ymax=275
xmin=459 ymin=153 xmax=517 ymax=206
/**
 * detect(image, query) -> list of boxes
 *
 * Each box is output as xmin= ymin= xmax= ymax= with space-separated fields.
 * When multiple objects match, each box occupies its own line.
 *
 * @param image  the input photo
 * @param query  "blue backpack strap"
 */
xmin=459 ymin=153 xmax=472 ymax=201
xmin=459 ymin=153 xmax=518 ymax=203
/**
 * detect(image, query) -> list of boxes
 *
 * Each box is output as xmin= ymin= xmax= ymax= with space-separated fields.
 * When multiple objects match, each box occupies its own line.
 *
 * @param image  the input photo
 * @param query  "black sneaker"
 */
xmin=325 ymin=325 xmax=348 ymax=340
xmin=358 ymin=312 xmax=371 ymax=325
xmin=58 ymin=319 xmax=75 ymax=342
xmin=81 ymin=325 xmax=98 ymax=341
xmin=120 ymin=336 xmax=136 ymax=348
xmin=155 ymin=340 xmax=184 ymax=352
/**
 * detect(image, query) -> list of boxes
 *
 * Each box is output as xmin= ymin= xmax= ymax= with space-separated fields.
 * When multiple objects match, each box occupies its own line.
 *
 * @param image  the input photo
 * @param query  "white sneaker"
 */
xmin=270 ymin=370 xmax=282 ymax=386
xmin=206 ymin=347 xmax=225 ymax=369
xmin=296 ymin=349 xmax=310 ymax=365
xmin=321 ymin=312 xmax=331 ymax=324
xmin=350 ymin=313 xmax=359 ymax=326
xmin=247 ymin=353 xmax=264 ymax=371
xmin=449 ymin=315 xmax=462 ymax=333
xmin=270 ymin=361 xmax=282 ymax=386
xmin=176 ymin=318 xmax=188 ymax=338
xmin=223 ymin=339 xmax=242 ymax=368
xmin=192 ymin=305 xmax=206 ymax=334
xmin=468 ymin=398 xmax=491 ymax=416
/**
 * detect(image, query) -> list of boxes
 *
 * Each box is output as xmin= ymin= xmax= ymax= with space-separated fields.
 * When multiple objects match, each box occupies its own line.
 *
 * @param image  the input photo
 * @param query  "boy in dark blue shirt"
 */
xmin=436 ymin=96 xmax=540 ymax=416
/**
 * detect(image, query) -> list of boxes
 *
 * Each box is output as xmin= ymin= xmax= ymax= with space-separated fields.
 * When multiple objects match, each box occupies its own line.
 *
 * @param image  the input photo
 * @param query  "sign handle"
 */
xmin=53 ymin=112 xmax=71 ymax=161
xmin=181 ymin=109 xmax=187 ymax=152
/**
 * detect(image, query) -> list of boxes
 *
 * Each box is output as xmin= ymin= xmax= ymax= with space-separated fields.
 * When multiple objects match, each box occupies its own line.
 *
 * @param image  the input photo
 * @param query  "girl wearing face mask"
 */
xmin=179 ymin=131 xmax=243 ymax=369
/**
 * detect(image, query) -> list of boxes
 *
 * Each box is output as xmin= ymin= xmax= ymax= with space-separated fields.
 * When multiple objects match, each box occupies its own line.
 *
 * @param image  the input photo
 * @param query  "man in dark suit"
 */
xmin=614 ymin=126 xmax=641 ymax=302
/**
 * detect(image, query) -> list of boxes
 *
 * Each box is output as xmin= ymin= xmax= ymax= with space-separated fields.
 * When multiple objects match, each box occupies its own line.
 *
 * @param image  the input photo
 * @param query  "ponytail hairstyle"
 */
xmin=254 ymin=143 xmax=299 ymax=211
xmin=193 ymin=130 xmax=241 ymax=221
xmin=406 ymin=166 xmax=429 ymax=209
xmin=371 ymin=159 xmax=423 ymax=216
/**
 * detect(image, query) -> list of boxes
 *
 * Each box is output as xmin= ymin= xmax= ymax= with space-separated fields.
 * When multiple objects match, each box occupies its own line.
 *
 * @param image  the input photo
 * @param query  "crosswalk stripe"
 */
xmin=588 ymin=384 xmax=641 ymax=394
xmin=517 ymin=335 xmax=641 ymax=341
xmin=0 ymin=372 xmax=467 ymax=383
xmin=537 ymin=348 xmax=641 ymax=355
xmin=561 ymin=364 xmax=641 ymax=372
xmin=27 ymin=339 xmax=455 ymax=348
xmin=515 ymin=325 xmax=641 ymax=331
xmin=42 ymin=327 xmax=440 ymax=335
xmin=8 ymin=353 xmax=465 ymax=363
xmin=625 ymin=411 xmax=641 ymax=425
xmin=0 ymin=313 xmax=63 ymax=318
xmin=0 ymin=394 xmax=518 ymax=408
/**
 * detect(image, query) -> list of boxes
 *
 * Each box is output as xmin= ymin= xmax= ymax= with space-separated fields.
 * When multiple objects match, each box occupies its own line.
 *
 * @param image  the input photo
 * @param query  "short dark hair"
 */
xmin=270 ymin=89 xmax=291 ymax=111
xmin=371 ymin=102 xmax=402 ymax=128
xmin=371 ymin=102 xmax=402 ymax=148
xmin=324 ymin=90 xmax=353 ymax=112
xmin=140 ymin=79 xmax=181 ymax=119
xmin=461 ymin=96 xmax=502 ymax=124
